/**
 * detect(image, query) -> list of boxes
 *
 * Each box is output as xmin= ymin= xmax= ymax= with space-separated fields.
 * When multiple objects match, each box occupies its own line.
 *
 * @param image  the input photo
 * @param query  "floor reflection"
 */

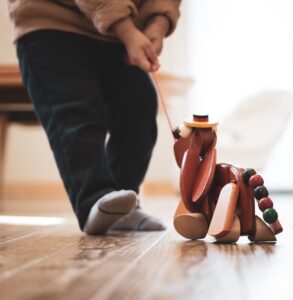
xmin=176 ymin=237 xmax=276 ymax=266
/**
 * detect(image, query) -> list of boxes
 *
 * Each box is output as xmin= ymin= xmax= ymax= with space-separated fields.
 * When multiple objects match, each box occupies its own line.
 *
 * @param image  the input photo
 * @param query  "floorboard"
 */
xmin=0 ymin=225 xmax=42 ymax=245
xmin=0 ymin=194 xmax=292 ymax=300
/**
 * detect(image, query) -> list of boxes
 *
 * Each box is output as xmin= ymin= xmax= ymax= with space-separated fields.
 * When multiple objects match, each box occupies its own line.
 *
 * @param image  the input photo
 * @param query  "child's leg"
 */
xmin=16 ymin=30 xmax=136 ymax=232
xmin=101 ymin=46 xmax=165 ymax=230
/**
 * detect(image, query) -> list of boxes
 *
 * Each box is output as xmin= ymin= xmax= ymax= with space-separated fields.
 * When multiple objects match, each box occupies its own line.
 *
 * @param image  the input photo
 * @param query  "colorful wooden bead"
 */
xmin=242 ymin=168 xmax=256 ymax=183
xmin=263 ymin=208 xmax=278 ymax=224
xmin=172 ymin=127 xmax=181 ymax=139
xmin=254 ymin=186 xmax=269 ymax=200
xmin=258 ymin=197 xmax=273 ymax=211
xmin=179 ymin=124 xmax=193 ymax=138
xmin=249 ymin=174 xmax=264 ymax=188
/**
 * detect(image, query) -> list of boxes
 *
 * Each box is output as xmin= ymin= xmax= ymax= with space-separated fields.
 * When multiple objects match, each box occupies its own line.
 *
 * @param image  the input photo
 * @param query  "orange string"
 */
xmin=151 ymin=72 xmax=175 ymax=141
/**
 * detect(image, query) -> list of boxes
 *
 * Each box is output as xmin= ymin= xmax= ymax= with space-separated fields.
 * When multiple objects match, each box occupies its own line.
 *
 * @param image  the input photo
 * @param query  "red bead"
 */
xmin=249 ymin=174 xmax=264 ymax=188
xmin=258 ymin=197 xmax=273 ymax=211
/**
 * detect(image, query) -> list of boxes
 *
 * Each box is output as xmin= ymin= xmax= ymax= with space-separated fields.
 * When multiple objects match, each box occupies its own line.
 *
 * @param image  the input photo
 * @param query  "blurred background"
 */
xmin=0 ymin=0 xmax=293 ymax=203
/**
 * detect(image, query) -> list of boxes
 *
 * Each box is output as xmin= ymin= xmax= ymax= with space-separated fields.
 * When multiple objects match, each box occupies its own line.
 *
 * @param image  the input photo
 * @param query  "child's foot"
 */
xmin=83 ymin=190 xmax=137 ymax=235
xmin=111 ymin=206 xmax=166 ymax=231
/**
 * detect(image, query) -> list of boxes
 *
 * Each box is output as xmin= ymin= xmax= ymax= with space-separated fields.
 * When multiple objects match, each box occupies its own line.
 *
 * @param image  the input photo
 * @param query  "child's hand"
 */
xmin=144 ymin=16 xmax=169 ymax=56
xmin=124 ymin=29 xmax=160 ymax=72
xmin=113 ymin=18 xmax=159 ymax=72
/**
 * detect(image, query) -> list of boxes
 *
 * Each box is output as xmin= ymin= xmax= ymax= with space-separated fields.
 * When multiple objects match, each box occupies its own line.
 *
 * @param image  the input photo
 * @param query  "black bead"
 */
xmin=242 ymin=168 xmax=256 ymax=183
xmin=172 ymin=127 xmax=181 ymax=139
xmin=254 ymin=186 xmax=269 ymax=200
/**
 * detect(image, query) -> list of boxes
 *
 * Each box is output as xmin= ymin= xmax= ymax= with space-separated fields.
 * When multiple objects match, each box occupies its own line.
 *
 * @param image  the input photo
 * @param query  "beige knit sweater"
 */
xmin=8 ymin=0 xmax=181 ymax=42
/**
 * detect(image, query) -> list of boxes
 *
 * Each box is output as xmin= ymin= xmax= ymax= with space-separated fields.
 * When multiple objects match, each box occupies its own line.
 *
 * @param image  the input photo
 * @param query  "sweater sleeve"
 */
xmin=74 ymin=0 xmax=138 ymax=36
xmin=138 ymin=0 xmax=181 ymax=36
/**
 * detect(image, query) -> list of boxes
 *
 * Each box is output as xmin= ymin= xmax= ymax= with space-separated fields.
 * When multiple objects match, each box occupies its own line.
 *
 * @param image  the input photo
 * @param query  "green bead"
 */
xmin=263 ymin=208 xmax=278 ymax=224
xmin=242 ymin=168 xmax=256 ymax=183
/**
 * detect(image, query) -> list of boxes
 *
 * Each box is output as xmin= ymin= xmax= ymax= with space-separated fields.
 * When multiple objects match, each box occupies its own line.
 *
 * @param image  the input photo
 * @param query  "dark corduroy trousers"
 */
xmin=17 ymin=30 xmax=158 ymax=229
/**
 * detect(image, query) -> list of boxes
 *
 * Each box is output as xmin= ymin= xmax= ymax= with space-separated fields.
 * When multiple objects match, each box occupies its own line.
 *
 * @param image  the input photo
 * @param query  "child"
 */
xmin=8 ymin=0 xmax=181 ymax=234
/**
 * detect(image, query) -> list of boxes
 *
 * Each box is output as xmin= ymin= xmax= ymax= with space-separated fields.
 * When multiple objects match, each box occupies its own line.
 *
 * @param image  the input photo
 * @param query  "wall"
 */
xmin=2 ymin=0 xmax=292 ymax=189
xmin=0 ymin=1 xmax=61 ymax=182
xmin=0 ymin=1 xmax=16 ymax=64
xmin=186 ymin=0 xmax=293 ymax=119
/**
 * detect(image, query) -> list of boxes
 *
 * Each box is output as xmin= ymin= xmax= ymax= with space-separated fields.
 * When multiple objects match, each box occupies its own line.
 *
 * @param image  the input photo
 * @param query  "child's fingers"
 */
xmin=152 ymin=39 xmax=163 ymax=56
xmin=144 ymin=44 xmax=158 ymax=66
xmin=151 ymin=63 xmax=160 ymax=72
xmin=130 ymin=50 xmax=152 ymax=72
xmin=140 ymin=60 xmax=153 ymax=72
xmin=137 ymin=53 xmax=153 ymax=72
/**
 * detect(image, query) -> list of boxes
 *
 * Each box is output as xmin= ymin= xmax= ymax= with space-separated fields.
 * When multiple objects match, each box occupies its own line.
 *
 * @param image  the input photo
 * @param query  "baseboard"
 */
xmin=2 ymin=181 xmax=177 ymax=201
xmin=143 ymin=181 xmax=178 ymax=196
xmin=3 ymin=182 xmax=68 ymax=200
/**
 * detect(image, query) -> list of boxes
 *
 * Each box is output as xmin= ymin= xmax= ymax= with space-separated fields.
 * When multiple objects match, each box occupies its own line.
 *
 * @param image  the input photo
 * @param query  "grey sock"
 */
xmin=83 ymin=190 xmax=137 ymax=235
xmin=111 ymin=206 xmax=166 ymax=231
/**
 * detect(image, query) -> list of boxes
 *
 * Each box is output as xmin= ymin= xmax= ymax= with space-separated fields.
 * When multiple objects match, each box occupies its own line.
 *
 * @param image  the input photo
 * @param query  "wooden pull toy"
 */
xmin=151 ymin=72 xmax=283 ymax=243
xmin=172 ymin=114 xmax=283 ymax=243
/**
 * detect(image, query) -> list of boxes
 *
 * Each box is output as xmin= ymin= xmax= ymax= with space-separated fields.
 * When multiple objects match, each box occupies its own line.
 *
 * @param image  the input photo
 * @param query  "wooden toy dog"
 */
xmin=172 ymin=114 xmax=283 ymax=243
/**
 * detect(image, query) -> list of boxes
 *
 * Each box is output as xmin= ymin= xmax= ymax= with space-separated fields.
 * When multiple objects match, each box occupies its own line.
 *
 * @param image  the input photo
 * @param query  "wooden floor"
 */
xmin=0 ymin=194 xmax=292 ymax=300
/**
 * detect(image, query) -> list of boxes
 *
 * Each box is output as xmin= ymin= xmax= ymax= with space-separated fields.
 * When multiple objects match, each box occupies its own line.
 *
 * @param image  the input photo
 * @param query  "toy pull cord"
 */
xmin=151 ymin=72 xmax=176 ymax=141
xmin=124 ymin=55 xmax=175 ymax=140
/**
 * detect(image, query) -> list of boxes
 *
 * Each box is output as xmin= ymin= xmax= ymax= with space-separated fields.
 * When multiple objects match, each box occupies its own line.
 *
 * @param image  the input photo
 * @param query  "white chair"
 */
xmin=217 ymin=90 xmax=293 ymax=170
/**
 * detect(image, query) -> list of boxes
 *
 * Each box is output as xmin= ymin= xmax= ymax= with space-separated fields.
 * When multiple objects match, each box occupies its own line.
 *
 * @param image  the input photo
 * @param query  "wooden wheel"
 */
xmin=174 ymin=213 xmax=208 ymax=240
